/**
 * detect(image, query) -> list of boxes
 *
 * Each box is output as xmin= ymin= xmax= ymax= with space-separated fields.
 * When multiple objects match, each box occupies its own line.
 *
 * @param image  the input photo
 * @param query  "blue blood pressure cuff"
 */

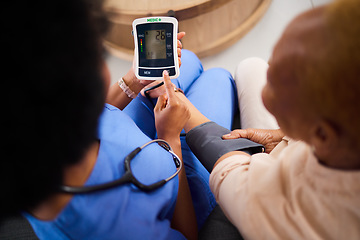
xmin=186 ymin=121 xmax=265 ymax=172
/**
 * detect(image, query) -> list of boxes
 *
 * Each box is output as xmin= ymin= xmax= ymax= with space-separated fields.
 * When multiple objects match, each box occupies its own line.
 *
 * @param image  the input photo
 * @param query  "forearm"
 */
xmin=161 ymin=137 xmax=198 ymax=240
xmin=176 ymin=93 xmax=210 ymax=133
xmin=106 ymin=70 xmax=144 ymax=110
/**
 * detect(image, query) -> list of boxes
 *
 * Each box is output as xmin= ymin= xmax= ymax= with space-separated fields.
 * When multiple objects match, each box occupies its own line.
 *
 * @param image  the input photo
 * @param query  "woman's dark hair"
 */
xmin=1 ymin=0 xmax=108 ymax=217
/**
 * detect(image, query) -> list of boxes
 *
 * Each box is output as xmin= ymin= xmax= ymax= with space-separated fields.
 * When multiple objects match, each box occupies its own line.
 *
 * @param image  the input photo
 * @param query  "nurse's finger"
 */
xmin=163 ymin=70 xmax=175 ymax=101
xmin=154 ymin=93 xmax=168 ymax=111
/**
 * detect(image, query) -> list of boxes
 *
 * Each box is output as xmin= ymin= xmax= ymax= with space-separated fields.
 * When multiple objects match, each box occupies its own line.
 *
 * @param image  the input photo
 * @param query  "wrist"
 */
xmin=122 ymin=70 xmax=144 ymax=95
xmin=163 ymin=137 xmax=181 ymax=157
xmin=158 ymin=134 xmax=181 ymax=146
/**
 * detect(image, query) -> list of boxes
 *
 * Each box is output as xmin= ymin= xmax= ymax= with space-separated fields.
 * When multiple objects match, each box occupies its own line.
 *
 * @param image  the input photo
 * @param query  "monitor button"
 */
xmin=163 ymin=67 xmax=176 ymax=76
xmin=139 ymin=68 xmax=155 ymax=77
xmin=139 ymin=67 xmax=176 ymax=78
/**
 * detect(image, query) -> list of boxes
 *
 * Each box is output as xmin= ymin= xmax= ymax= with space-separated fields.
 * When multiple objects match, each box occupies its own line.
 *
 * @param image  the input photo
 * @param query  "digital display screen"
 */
xmin=145 ymin=30 xmax=166 ymax=60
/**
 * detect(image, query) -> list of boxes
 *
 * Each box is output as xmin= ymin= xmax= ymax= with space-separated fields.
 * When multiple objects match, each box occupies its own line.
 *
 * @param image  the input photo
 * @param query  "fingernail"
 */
xmin=163 ymin=70 xmax=169 ymax=76
xmin=223 ymin=134 xmax=231 ymax=137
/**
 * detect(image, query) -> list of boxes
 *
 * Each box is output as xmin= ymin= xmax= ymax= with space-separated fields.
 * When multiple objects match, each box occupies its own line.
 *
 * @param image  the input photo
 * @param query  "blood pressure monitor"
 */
xmin=132 ymin=17 xmax=179 ymax=80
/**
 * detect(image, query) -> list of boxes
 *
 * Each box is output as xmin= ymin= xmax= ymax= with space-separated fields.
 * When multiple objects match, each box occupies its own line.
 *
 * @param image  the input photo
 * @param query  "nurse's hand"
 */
xmin=154 ymin=70 xmax=190 ymax=140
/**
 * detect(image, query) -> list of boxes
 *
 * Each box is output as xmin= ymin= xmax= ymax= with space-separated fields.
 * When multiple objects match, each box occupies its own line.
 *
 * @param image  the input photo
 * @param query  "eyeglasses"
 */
xmin=60 ymin=139 xmax=182 ymax=194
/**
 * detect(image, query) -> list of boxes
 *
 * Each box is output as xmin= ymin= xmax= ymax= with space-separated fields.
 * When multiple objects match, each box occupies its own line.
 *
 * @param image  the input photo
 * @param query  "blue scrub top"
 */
xmin=24 ymin=104 xmax=185 ymax=240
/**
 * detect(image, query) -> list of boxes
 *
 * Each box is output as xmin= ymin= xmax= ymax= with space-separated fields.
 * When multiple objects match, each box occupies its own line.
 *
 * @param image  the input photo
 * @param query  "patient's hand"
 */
xmin=222 ymin=129 xmax=284 ymax=153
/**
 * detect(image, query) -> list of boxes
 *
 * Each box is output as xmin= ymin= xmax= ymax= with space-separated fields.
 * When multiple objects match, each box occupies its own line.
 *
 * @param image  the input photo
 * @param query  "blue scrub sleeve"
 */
xmin=186 ymin=121 xmax=264 ymax=172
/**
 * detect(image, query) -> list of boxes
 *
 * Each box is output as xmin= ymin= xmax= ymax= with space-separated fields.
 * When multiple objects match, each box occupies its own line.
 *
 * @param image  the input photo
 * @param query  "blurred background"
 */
xmin=105 ymin=0 xmax=332 ymax=85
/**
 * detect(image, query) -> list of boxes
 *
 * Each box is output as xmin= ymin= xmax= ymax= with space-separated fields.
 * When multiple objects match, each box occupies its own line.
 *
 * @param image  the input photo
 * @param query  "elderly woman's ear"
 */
xmin=310 ymin=120 xmax=339 ymax=157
